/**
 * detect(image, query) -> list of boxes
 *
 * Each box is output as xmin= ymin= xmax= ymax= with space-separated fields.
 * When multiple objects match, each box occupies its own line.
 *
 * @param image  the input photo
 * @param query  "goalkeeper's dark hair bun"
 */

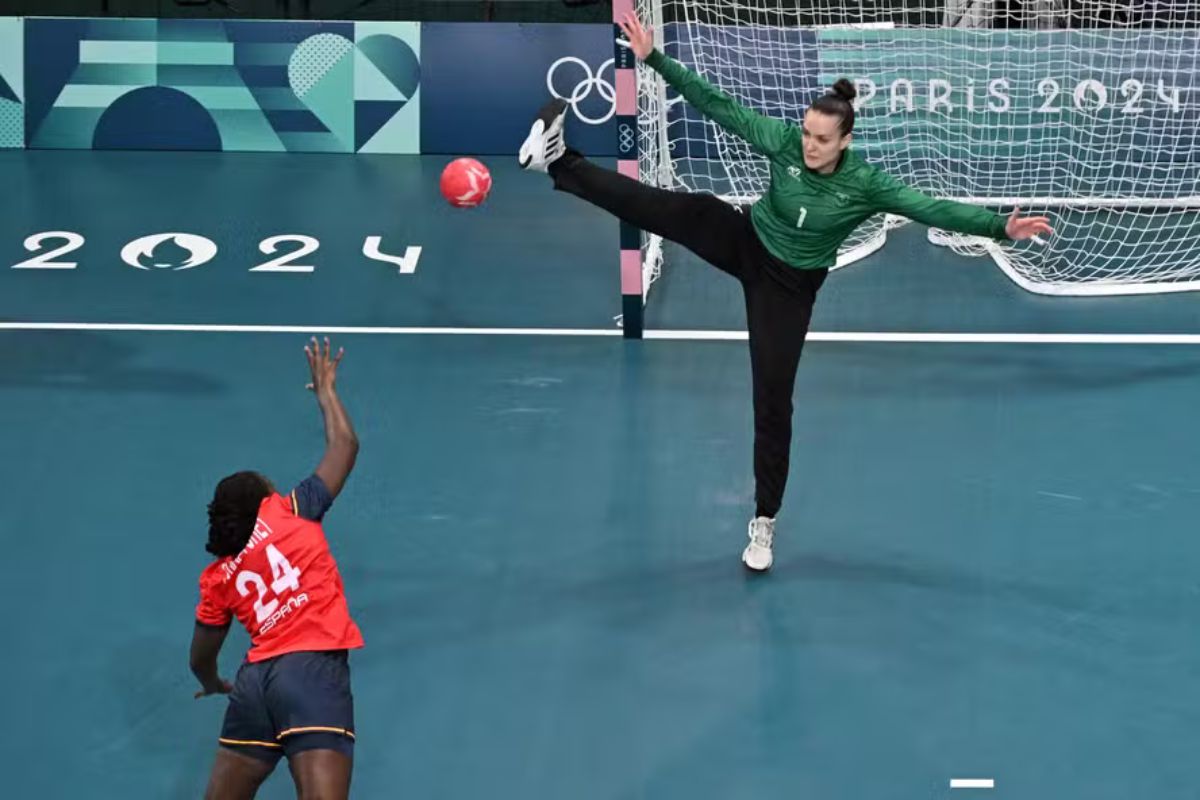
xmin=830 ymin=78 xmax=857 ymax=102
xmin=809 ymin=78 xmax=857 ymax=136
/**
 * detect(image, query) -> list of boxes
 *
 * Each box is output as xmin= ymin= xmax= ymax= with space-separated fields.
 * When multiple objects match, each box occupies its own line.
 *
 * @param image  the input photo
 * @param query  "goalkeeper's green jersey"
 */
xmin=645 ymin=49 xmax=1010 ymax=269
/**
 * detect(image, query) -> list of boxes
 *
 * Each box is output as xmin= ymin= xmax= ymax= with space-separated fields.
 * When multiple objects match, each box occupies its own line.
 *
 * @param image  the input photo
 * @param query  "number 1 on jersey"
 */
xmin=796 ymin=207 xmax=808 ymax=229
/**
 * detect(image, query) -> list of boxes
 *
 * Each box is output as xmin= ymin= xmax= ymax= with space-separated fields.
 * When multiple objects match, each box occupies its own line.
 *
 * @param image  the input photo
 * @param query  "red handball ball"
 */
xmin=440 ymin=157 xmax=492 ymax=208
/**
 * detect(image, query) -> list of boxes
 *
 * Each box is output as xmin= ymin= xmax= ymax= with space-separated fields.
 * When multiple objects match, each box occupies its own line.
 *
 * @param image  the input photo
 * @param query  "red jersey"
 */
xmin=196 ymin=485 xmax=363 ymax=663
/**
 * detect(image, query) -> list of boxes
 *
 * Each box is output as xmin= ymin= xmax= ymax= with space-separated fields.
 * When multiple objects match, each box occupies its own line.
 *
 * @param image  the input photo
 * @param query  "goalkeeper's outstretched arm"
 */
xmin=871 ymin=168 xmax=1054 ymax=242
xmin=617 ymin=12 xmax=793 ymax=158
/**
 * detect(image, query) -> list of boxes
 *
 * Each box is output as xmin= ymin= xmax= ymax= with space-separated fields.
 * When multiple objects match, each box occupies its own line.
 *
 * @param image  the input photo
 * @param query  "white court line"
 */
xmin=950 ymin=778 xmax=995 ymax=789
xmin=655 ymin=330 xmax=1200 ymax=345
xmin=0 ymin=323 xmax=622 ymax=337
xmin=1 ymin=322 xmax=1200 ymax=344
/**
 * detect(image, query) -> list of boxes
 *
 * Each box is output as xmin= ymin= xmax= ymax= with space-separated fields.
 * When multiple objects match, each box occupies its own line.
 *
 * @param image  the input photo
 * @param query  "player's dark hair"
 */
xmin=809 ymin=78 xmax=857 ymax=136
xmin=206 ymin=471 xmax=271 ymax=557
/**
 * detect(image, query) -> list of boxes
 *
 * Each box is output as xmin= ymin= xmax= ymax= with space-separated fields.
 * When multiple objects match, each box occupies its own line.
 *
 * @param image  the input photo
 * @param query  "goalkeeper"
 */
xmin=519 ymin=12 xmax=1053 ymax=572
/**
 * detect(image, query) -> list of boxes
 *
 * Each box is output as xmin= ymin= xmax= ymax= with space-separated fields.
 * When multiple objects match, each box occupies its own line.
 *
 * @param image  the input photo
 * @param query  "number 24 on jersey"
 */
xmin=235 ymin=544 xmax=303 ymax=625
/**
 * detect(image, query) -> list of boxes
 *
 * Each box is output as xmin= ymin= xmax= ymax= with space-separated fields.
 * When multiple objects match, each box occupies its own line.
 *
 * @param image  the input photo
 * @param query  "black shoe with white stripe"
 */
xmin=519 ymin=98 xmax=568 ymax=173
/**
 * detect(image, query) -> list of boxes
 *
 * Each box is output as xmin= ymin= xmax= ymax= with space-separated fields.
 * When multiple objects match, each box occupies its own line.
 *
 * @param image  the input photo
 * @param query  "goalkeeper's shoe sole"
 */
xmin=519 ymin=98 xmax=568 ymax=172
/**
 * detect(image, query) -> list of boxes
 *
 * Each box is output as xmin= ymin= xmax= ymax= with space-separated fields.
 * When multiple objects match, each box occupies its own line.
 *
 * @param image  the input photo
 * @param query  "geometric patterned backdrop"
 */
xmin=24 ymin=18 xmax=419 ymax=153
xmin=0 ymin=18 xmax=22 ymax=149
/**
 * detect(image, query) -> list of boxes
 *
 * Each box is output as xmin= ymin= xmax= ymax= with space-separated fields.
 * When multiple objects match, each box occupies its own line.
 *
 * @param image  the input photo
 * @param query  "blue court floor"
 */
xmin=2 ymin=150 xmax=1199 ymax=799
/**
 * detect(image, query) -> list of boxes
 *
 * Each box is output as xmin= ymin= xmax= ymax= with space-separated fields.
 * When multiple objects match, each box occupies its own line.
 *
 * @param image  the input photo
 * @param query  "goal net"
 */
xmin=632 ymin=1 xmax=1200 ymax=298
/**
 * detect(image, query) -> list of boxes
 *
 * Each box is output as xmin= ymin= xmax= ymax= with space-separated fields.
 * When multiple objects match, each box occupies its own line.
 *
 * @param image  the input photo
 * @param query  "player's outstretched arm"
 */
xmin=873 ymin=169 xmax=1054 ymax=242
xmin=306 ymin=337 xmax=359 ymax=500
xmin=617 ymin=12 xmax=791 ymax=157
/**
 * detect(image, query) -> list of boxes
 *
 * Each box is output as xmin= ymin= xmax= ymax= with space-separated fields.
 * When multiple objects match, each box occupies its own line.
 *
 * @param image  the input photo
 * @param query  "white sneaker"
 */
xmin=741 ymin=516 xmax=775 ymax=572
xmin=519 ymin=98 xmax=568 ymax=172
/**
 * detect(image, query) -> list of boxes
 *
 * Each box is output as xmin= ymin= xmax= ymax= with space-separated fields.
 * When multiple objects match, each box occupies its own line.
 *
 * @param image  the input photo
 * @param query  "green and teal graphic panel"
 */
xmin=24 ymin=18 xmax=419 ymax=153
xmin=0 ymin=17 xmax=23 ymax=149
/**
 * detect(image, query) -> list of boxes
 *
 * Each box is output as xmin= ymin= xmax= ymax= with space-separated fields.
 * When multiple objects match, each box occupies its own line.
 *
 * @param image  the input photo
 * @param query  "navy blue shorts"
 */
xmin=219 ymin=650 xmax=354 ymax=764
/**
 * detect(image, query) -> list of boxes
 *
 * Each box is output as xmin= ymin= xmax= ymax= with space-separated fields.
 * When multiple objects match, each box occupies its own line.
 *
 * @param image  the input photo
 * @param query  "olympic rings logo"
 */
xmin=546 ymin=56 xmax=616 ymax=125
xmin=618 ymin=122 xmax=636 ymax=153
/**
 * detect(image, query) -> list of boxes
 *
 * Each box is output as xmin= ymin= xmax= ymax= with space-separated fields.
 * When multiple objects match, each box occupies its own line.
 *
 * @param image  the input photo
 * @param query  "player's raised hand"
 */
xmin=617 ymin=12 xmax=655 ymax=61
xmin=305 ymin=336 xmax=344 ymax=394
